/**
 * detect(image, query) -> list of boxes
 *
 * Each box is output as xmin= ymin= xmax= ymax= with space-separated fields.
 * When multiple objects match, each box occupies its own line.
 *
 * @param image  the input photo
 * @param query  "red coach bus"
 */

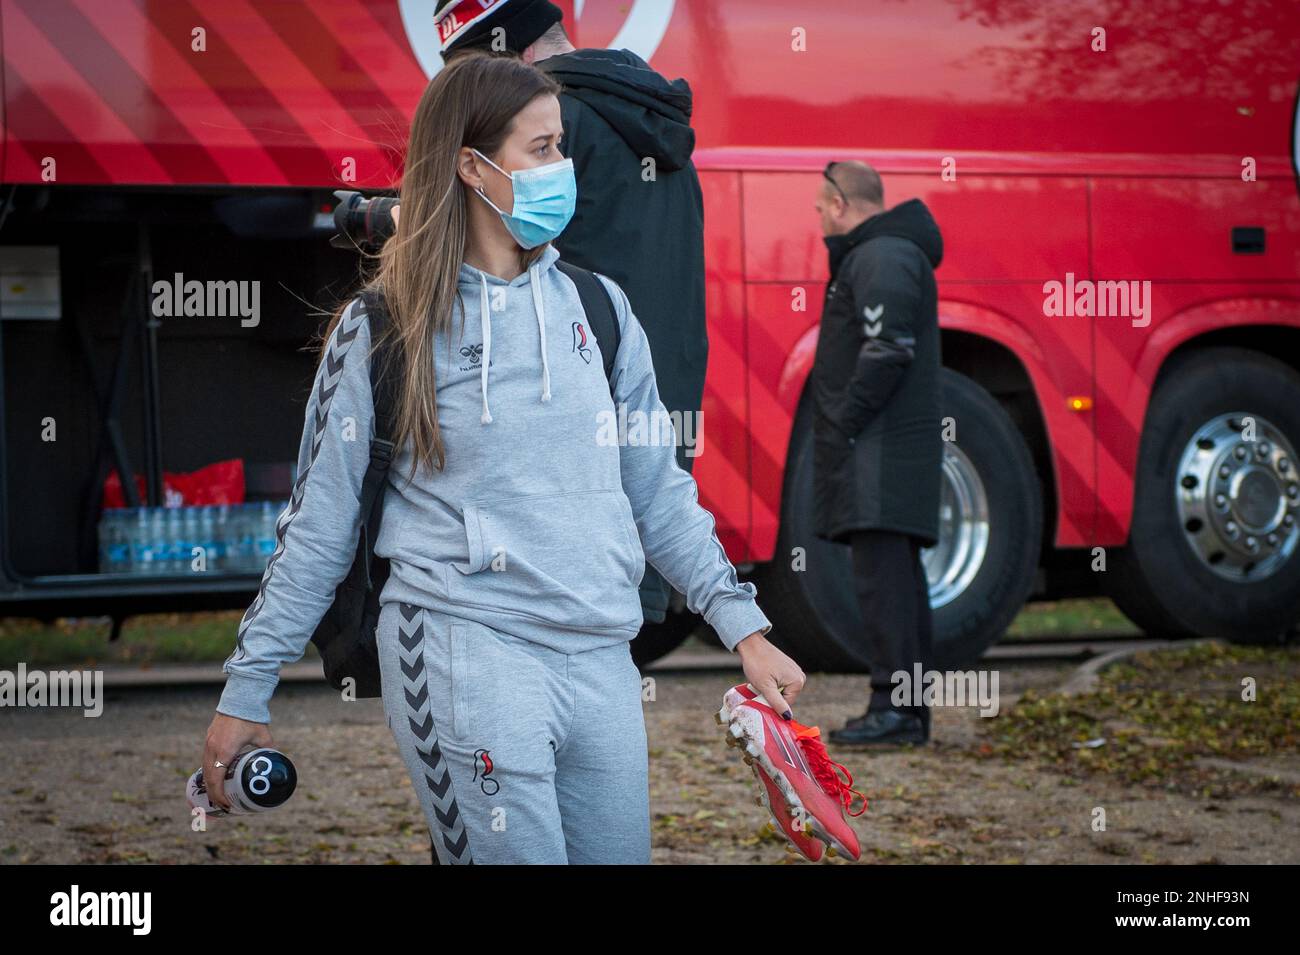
xmin=1 ymin=0 xmax=1297 ymax=668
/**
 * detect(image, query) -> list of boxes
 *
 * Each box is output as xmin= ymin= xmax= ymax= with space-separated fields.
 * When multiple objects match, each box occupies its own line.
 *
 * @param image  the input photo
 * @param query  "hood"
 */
xmin=827 ymin=198 xmax=944 ymax=275
xmin=540 ymin=49 xmax=696 ymax=171
xmin=457 ymin=245 xmax=562 ymax=424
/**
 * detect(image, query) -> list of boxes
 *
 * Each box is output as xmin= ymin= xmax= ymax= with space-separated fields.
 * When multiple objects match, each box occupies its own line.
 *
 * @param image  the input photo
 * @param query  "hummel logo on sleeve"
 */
xmin=863 ymin=304 xmax=884 ymax=337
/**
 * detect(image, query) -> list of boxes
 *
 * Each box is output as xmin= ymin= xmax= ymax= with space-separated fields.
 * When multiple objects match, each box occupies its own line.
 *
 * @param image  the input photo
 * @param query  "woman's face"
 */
xmin=471 ymin=93 xmax=564 ymax=216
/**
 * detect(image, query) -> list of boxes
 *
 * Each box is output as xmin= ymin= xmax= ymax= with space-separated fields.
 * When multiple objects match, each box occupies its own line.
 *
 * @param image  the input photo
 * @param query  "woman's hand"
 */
xmin=202 ymin=713 xmax=274 ymax=810
xmin=735 ymin=631 xmax=806 ymax=719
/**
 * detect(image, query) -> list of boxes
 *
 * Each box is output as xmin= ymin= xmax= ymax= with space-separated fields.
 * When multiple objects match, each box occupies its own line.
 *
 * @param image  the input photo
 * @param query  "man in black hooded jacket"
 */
xmin=432 ymin=0 xmax=707 ymax=629
xmin=810 ymin=161 xmax=945 ymax=747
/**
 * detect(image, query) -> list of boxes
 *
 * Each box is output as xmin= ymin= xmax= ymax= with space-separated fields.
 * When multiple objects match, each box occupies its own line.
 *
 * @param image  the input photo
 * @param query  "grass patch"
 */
xmin=975 ymin=641 xmax=1300 ymax=798
xmin=683 ymin=597 xmax=1139 ymax=651
xmin=1004 ymin=598 xmax=1139 ymax=639
xmin=0 ymin=612 xmax=320 ymax=668
xmin=7 ymin=597 xmax=1141 ymax=666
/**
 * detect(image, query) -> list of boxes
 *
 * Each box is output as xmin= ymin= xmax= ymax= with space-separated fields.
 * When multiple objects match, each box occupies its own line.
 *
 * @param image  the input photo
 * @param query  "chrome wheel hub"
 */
xmin=1175 ymin=412 xmax=1300 ymax=581
xmin=922 ymin=443 xmax=990 ymax=608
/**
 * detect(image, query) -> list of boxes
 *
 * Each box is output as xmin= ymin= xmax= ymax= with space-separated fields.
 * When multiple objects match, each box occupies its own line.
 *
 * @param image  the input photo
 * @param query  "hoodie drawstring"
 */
xmin=530 ymin=264 xmax=552 ymax=403
xmin=479 ymin=272 xmax=493 ymax=424
xmin=478 ymin=265 xmax=553 ymax=426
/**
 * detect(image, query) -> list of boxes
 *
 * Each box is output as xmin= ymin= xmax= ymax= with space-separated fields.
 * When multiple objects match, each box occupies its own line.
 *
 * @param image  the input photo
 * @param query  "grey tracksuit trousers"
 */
xmin=377 ymin=600 xmax=651 ymax=865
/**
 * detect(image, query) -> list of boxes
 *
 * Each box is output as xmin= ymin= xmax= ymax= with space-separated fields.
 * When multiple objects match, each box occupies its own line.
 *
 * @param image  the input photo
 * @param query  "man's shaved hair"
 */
xmin=828 ymin=161 xmax=884 ymax=208
xmin=534 ymin=21 xmax=572 ymax=55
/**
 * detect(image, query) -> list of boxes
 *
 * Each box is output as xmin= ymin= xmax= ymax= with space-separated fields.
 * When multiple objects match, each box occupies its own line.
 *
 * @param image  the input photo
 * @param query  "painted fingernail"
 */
xmin=782 ymin=710 xmax=792 ymax=721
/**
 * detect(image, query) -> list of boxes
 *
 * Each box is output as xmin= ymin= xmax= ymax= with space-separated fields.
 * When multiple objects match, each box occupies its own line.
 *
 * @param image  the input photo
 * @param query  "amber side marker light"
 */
xmin=1068 ymin=396 xmax=1093 ymax=412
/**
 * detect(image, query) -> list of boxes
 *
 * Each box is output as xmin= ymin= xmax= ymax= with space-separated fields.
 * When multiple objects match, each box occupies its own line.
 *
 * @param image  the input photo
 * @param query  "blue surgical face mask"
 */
xmin=471 ymin=148 xmax=576 ymax=250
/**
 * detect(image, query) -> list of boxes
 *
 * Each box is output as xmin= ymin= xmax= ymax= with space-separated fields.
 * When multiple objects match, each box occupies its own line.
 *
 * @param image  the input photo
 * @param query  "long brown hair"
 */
xmin=320 ymin=53 xmax=561 ymax=483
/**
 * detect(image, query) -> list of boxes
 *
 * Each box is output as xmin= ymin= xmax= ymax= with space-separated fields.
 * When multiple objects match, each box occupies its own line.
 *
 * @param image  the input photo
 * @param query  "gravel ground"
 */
xmin=1 ymin=656 xmax=1296 ymax=865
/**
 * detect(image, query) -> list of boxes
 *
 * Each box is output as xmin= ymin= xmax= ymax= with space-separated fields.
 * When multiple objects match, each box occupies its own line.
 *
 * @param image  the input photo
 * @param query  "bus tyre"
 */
xmin=1108 ymin=348 xmax=1300 ymax=644
xmin=756 ymin=369 xmax=1042 ymax=672
xmin=630 ymin=602 xmax=703 ymax=669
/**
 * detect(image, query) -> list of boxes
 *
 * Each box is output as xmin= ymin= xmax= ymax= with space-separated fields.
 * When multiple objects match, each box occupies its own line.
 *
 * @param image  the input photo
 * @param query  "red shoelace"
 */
xmin=793 ymin=722 xmax=868 ymax=817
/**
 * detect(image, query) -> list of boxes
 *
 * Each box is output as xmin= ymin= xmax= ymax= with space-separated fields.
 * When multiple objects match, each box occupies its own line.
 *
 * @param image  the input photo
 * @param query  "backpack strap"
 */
xmin=355 ymin=288 xmax=398 ymax=589
xmin=555 ymin=260 xmax=621 ymax=393
xmin=360 ymin=288 xmax=399 ymax=448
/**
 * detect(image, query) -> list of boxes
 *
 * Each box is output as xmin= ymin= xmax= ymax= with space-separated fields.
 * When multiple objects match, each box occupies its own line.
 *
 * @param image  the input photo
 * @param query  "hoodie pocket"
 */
xmin=453 ymin=488 xmax=645 ymax=627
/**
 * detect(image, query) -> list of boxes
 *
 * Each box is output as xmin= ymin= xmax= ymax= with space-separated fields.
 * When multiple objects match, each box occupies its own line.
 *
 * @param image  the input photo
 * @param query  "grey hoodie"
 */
xmin=218 ymin=245 xmax=771 ymax=724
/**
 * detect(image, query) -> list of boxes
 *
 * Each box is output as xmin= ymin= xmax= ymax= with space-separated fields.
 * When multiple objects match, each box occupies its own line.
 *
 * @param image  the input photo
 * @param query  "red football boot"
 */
xmin=718 ymin=683 xmax=866 ymax=860
xmin=751 ymin=762 xmax=825 ymax=861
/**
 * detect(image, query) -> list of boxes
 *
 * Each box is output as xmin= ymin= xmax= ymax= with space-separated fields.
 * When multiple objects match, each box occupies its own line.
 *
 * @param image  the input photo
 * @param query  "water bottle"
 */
xmin=112 ymin=509 xmax=132 ymax=572
xmin=234 ymin=503 xmax=256 ymax=572
xmin=134 ymin=508 xmax=161 ymax=575
xmin=186 ymin=747 xmax=297 ymax=817
xmin=151 ymin=507 xmax=168 ymax=575
xmin=163 ymin=506 xmax=183 ymax=575
xmin=130 ymin=508 xmax=142 ymax=575
xmin=124 ymin=507 xmax=140 ymax=573
xmin=255 ymin=500 xmax=279 ymax=568
xmin=181 ymin=506 xmax=200 ymax=574
xmin=213 ymin=504 xmax=230 ymax=572
xmin=101 ymin=509 xmax=119 ymax=573
xmin=154 ymin=507 xmax=168 ymax=573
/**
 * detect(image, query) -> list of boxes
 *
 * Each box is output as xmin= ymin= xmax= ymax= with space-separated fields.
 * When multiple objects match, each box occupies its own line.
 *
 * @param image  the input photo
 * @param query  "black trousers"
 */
xmin=848 ymin=530 xmax=933 ymax=729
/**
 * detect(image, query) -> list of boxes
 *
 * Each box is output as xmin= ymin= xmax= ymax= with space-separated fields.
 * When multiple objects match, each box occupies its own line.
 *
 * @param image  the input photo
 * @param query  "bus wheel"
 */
xmin=1109 ymin=348 xmax=1300 ymax=644
xmin=630 ymin=600 xmax=703 ymax=669
xmin=755 ymin=369 xmax=1042 ymax=672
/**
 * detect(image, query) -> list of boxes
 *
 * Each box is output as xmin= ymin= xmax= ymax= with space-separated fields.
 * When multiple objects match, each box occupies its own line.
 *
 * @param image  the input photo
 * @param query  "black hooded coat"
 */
xmin=811 ymin=198 xmax=945 ymax=546
xmin=540 ymin=48 xmax=707 ymax=621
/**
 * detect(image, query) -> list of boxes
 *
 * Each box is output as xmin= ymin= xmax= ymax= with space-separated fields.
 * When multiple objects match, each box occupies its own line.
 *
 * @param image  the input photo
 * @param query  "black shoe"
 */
xmin=841 ymin=709 xmax=871 ymax=730
xmin=829 ymin=709 xmax=928 ymax=747
xmin=839 ymin=707 xmax=894 ymax=732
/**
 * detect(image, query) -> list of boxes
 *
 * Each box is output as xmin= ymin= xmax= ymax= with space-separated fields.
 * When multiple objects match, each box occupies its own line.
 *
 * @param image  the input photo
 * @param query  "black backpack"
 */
xmin=309 ymin=261 xmax=620 ymax=698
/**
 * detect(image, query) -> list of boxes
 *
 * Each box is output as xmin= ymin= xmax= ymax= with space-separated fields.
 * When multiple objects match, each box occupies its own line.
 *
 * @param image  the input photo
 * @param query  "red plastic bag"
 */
xmin=103 ymin=459 xmax=245 ymax=509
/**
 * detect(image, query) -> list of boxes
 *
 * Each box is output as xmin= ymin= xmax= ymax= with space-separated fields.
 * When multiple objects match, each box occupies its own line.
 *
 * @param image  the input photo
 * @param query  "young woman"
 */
xmin=200 ymin=53 xmax=804 ymax=865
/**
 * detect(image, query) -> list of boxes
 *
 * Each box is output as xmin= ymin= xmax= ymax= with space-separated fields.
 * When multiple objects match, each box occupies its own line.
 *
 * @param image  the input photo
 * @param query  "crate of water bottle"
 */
xmin=97 ymin=500 xmax=289 ymax=576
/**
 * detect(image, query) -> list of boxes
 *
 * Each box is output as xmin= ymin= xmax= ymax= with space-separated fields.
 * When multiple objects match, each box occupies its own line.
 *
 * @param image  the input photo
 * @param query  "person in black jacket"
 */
xmin=424 ymin=0 xmax=707 ymax=628
xmin=810 ymin=161 xmax=945 ymax=746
